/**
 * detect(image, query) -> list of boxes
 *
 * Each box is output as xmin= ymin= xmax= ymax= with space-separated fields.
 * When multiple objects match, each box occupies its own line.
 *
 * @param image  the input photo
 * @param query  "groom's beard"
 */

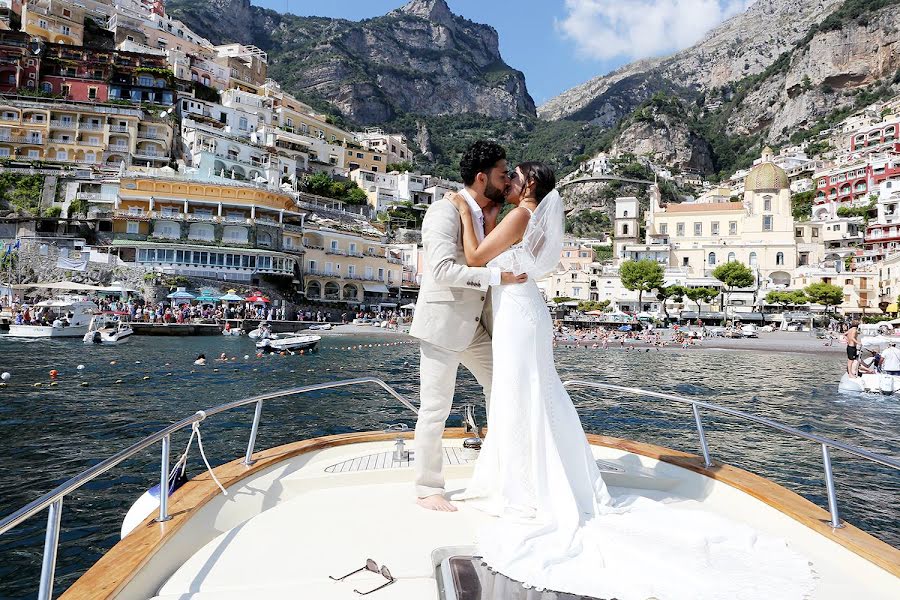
xmin=484 ymin=181 xmax=507 ymax=204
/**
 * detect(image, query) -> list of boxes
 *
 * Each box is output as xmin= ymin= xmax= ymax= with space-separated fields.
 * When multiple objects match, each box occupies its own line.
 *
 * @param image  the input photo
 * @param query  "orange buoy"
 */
xmin=49 ymin=370 xmax=58 ymax=379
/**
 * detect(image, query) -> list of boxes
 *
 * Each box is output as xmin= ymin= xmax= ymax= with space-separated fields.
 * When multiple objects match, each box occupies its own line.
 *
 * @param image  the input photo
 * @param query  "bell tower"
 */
xmin=614 ymin=196 xmax=639 ymax=263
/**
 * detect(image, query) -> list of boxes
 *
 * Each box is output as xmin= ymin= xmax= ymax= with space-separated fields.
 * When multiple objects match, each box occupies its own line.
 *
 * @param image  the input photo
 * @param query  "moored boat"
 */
xmin=255 ymin=333 xmax=320 ymax=353
xmin=0 ymin=378 xmax=897 ymax=599
xmin=6 ymin=297 xmax=98 ymax=338
xmin=82 ymin=315 xmax=134 ymax=344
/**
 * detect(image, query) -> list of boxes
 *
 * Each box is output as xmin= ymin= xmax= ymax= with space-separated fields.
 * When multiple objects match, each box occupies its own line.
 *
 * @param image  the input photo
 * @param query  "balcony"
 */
xmin=75 ymin=192 xmax=102 ymax=200
xmin=138 ymin=130 xmax=168 ymax=141
xmin=185 ymin=213 xmax=216 ymax=222
xmin=50 ymin=120 xmax=76 ymax=129
xmin=0 ymin=135 xmax=40 ymax=144
xmin=109 ymin=125 xmax=131 ymax=133
xmin=79 ymin=123 xmax=104 ymax=131
xmin=115 ymin=210 xmax=151 ymax=220
xmin=133 ymin=150 xmax=167 ymax=160
xmin=326 ymin=248 xmax=348 ymax=256
xmin=303 ymin=244 xmax=325 ymax=251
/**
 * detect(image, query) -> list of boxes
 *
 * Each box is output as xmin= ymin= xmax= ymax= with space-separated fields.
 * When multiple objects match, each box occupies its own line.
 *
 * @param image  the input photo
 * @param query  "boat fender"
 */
xmin=120 ymin=468 xmax=189 ymax=539
xmin=1 ymin=372 xmax=10 ymax=381
xmin=76 ymin=365 xmax=84 ymax=370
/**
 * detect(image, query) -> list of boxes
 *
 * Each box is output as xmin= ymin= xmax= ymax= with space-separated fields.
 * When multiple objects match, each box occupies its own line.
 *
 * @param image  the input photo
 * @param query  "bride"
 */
xmin=447 ymin=162 xmax=815 ymax=599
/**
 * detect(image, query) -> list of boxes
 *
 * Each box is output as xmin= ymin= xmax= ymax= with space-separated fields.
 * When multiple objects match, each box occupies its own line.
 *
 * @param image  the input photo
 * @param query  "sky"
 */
xmin=254 ymin=1 xmax=755 ymax=105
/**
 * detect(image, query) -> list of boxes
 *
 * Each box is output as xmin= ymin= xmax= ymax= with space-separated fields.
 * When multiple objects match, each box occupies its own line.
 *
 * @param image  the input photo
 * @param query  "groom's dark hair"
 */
xmin=459 ymin=140 xmax=506 ymax=186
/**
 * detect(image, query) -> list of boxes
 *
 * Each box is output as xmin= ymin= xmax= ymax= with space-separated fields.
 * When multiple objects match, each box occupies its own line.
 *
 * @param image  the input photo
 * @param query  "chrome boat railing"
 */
xmin=562 ymin=380 xmax=900 ymax=530
xmin=0 ymin=377 xmax=898 ymax=599
xmin=0 ymin=377 xmax=416 ymax=600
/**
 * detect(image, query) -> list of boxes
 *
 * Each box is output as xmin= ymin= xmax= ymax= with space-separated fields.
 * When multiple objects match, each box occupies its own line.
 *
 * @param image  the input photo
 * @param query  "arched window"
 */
xmin=708 ymin=252 xmax=716 ymax=266
xmin=622 ymin=223 xmax=629 ymax=235
xmin=623 ymin=210 xmax=629 ymax=217
xmin=776 ymin=252 xmax=784 ymax=265
xmin=749 ymin=252 xmax=758 ymax=266
xmin=40 ymin=82 xmax=52 ymax=93
xmin=727 ymin=252 xmax=736 ymax=263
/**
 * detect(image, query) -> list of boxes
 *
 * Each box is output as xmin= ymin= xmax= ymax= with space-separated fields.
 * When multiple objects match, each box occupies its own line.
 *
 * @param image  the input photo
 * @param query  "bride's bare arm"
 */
xmin=449 ymin=195 xmax=531 ymax=267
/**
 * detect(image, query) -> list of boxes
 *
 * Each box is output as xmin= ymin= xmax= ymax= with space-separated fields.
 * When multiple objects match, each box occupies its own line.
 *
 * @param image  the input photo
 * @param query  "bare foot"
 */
xmin=416 ymin=494 xmax=458 ymax=512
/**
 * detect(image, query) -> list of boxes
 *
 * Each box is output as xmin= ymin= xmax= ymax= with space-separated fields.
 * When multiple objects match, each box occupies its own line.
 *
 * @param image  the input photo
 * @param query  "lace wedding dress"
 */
xmin=454 ymin=197 xmax=815 ymax=599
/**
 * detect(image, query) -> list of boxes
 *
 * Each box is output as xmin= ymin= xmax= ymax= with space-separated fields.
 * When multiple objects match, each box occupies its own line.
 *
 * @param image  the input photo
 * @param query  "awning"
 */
xmin=363 ymin=284 xmax=389 ymax=293
xmin=887 ymin=303 xmax=898 ymax=313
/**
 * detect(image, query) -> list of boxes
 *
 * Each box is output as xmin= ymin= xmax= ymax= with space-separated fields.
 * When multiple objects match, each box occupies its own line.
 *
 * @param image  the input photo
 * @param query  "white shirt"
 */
xmin=881 ymin=345 xmax=900 ymax=371
xmin=458 ymin=188 xmax=501 ymax=286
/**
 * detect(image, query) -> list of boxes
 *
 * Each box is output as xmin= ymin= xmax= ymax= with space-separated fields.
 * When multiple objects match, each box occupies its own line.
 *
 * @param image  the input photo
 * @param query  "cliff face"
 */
xmin=610 ymin=113 xmax=714 ymax=175
xmin=166 ymin=0 xmax=535 ymax=124
xmin=726 ymin=8 xmax=900 ymax=140
xmin=538 ymin=0 xmax=844 ymax=125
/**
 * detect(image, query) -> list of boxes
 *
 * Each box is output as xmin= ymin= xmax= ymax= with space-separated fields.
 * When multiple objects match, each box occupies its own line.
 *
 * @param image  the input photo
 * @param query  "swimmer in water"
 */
xmin=194 ymin=354 xmax=207 ymax=366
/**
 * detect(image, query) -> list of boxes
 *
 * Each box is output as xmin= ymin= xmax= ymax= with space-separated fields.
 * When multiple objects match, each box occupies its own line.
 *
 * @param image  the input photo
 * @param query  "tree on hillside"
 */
xmin=686 ymin=287 xmax=720 ymax=318
xmin=804 ymin=282 xmax=844 ymax=314
xmin=656 ymin=284 xmax=686 ymax=321
xmin=712 ymin=261 xmax=755 ymax=320
xmin=791 ymin=191 xmax=815 ymax=221
xmin=619 ymin=259 xmax=664 ymax=311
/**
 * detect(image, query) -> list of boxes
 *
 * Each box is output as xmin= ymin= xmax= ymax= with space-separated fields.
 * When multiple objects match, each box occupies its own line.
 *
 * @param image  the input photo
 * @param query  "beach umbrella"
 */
xmin=195 ymin=289 xmax=221 ymax=304
xmin=585 ymin=310 xmax=604 ymax=316
xmin=617 ymin=325 xmax=632 ymax=332
xmin=245 ymin=292 xmax=270 ymax=303
xmin=219 ymin=291 xmax=243 ymax=302
xmin=167 ymin=287 xmax=195 ymax=306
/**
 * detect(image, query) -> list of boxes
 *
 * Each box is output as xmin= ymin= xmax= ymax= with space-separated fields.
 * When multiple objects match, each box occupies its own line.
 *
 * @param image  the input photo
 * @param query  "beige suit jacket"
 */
xmin=409 ymin=199 xmax=494 ymax=352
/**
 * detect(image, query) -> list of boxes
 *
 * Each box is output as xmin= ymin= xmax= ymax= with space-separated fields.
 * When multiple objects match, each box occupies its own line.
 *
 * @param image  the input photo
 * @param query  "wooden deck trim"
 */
xmin=60 ymin=429 xmax=899 ymax=599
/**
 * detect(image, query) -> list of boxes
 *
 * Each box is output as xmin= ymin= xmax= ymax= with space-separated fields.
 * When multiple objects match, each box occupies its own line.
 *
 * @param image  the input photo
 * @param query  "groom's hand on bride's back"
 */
xmin=501 ymin=272 xmax=527 ymax=284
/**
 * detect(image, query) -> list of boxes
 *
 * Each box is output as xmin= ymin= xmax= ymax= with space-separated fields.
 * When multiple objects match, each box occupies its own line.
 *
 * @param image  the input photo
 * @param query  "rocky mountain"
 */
xmin=538 ymin=0 xmax=845 ymax=125
xmin=165 ymin=0 xmax=535 ymax=124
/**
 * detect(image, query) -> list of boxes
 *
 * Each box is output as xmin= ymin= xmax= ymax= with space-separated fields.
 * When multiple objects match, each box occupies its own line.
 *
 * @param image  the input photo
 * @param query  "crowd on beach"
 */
xmin=2 ymin=292 xmax=408 ymax=330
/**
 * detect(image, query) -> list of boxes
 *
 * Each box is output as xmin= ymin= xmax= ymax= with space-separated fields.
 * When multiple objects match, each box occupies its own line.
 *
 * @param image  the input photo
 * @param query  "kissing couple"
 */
xmin=406 ymin=140 xmax=815 ymax=598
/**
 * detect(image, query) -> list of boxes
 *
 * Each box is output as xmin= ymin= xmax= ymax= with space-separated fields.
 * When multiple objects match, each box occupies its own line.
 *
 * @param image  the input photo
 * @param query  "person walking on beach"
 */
xmin=846 ymin=320 xmax=860 ymax=377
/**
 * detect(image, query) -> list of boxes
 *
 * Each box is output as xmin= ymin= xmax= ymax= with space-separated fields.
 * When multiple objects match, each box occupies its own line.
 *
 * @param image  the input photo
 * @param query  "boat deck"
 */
xmin=61 ymin=433 xmax=900 ymax=600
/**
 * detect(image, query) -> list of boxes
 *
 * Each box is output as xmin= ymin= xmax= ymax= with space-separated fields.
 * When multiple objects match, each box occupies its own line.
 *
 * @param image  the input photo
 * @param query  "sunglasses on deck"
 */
xmin=329 ymin=558 xmax=396 ymax=595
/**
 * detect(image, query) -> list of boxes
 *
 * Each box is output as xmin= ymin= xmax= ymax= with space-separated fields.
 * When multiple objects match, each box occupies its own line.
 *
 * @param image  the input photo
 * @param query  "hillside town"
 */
xmin=0 ymin=0 xmax=897 ymax=330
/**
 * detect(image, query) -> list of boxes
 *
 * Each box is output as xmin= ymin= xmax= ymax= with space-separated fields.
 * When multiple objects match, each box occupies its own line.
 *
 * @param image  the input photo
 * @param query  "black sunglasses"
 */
xmin=329 ymin=558 xmax=395 ymax=595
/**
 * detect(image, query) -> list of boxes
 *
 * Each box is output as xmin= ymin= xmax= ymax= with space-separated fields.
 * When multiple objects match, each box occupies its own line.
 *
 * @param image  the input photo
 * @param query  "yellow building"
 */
xmin=0 ymin=97 xmax=174 ymax=168
xmin=345 ymin=144 xmax=387 ymax=173
xmin=98 ymin=176 xmax=305 ymax=283
xmin=300 ymin=226 xmax=403 ymax=306
xmin=643 ymin=147 xmax=798 ymax=287
xmin=22 ymin=0 xmax=84 ymax=46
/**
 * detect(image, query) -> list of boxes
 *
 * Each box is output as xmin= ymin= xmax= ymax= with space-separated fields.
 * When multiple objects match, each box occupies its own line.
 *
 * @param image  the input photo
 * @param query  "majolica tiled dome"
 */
xmin=744 ymin=147 xmax=789 ymax=192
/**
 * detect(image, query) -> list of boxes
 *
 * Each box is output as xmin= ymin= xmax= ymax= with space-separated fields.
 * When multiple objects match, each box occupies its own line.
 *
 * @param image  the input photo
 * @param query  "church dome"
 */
xmin=744 ymin=147 xmax=789 ymax=192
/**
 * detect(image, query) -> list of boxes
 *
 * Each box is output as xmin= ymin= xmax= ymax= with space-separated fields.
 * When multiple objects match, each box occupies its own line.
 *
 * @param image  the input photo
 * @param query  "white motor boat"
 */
xmin=1 ymin=379 xmax=896 ymax=600
xmin=308 ymin=323 xmax=333 ymax=331
xmin=247 ymin=324 xmax=271 ymax=339
xmin=83 ymin=316 xmax=134 ymax=344
xmin=256 ymin=333 xmax=320 ymax=353
xmin=6 ymin=297 xmax=98 ymax=338
xmin=839 ymin=372 xmax=900 ymax=394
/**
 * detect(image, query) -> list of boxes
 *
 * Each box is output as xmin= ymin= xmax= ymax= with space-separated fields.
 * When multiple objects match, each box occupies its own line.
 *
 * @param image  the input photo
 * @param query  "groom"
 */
xmin=409 ymin=140 xmax=527 ymax=511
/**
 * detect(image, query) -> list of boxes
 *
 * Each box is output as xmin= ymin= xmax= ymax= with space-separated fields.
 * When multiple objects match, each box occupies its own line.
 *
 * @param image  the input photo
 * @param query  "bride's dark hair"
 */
xmin=518 ymin=162 xmax=556 ymax=202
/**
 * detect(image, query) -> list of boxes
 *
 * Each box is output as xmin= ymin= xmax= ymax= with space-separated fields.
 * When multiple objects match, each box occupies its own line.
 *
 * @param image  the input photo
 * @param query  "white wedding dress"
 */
xmin=454 ymin=200 xmax=815 ymax=599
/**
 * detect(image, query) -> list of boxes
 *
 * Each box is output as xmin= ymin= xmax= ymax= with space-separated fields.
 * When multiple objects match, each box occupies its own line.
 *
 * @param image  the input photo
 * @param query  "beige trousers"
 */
xmin=414 ymin=325 xmax=492 ymax=497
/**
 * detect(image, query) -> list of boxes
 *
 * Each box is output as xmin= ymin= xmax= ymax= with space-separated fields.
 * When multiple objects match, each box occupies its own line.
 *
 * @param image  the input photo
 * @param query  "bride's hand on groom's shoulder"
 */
xmin=445 ymin=192 xmax=468 ymax=213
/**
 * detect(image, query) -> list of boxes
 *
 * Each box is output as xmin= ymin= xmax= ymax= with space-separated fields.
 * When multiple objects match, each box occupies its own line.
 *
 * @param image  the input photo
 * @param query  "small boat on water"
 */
xmin=1 ymin=378 xmax=896 ymax=600
xmin=308 ymin=323 xmax=333 ymax=331
xmin=83 ymin=315 xmax=134 ymax=344
xmin=839 ymin=372 xmax=900 ymax=394
xmin=256 ymin=333 xmax=320 ymax=353
xmin=6 ymin=297 xmax=98 ymax=338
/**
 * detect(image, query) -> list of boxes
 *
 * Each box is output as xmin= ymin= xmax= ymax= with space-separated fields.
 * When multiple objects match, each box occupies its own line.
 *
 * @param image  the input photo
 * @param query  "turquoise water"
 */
xmin=0 ymin=334 xmax=897 ymax=598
